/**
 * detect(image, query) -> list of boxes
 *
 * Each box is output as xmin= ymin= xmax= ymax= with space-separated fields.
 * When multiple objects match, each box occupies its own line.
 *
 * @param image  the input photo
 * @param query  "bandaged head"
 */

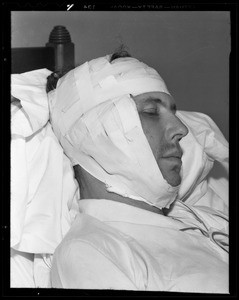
xmin=49 ymin=55 xmax=180 ymax=209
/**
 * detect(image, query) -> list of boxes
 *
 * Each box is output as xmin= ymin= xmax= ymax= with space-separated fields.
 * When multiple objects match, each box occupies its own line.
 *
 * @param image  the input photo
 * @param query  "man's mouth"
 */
xmin=162 ymin=156 xmax=182 ymax=164
xmin=162 ymin=150 xmax=183 ymax=160
xmin=161 ymin=150 xmax=183 ymax=170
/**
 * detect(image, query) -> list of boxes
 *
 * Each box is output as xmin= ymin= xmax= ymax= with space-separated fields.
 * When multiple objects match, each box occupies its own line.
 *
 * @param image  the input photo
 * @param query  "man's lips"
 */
xmin=160 ymin=150 xmax=183 ymax=169
xmin=162 ymin=157 xmax=182 ymax=164
xmin=162 ymin=151 xmax=183 ymax=160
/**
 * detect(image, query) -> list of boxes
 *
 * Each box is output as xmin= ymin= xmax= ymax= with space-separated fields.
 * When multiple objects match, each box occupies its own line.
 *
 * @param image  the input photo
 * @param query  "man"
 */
xmin=48 ymin=50 xmax=228 ymax=292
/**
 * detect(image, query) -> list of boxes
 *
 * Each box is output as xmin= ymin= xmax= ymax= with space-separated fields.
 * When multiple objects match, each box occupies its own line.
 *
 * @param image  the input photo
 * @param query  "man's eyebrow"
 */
xmin=144 ymin=97 xmax=177 ymax=112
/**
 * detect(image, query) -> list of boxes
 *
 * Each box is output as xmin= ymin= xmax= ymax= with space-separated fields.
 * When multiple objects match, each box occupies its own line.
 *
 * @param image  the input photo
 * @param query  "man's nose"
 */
xmin=166 ymin=114 xmax=189 ymax=143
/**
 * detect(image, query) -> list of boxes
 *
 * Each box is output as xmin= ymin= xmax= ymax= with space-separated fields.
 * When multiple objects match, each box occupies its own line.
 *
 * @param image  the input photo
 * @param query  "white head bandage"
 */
xmin=49 ymin=55 xmax=179 ymax=209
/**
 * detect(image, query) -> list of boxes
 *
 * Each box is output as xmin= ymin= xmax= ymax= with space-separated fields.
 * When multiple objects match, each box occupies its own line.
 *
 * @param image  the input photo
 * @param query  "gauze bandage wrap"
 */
xmin=49 ymin=55 xmax=179 ymax=209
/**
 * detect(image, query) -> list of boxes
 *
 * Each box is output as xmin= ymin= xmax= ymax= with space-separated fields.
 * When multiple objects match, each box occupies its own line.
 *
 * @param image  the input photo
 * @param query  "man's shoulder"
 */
xmin=56 ymin=213 xmax=132 ymax=259
xmin=51 ymin=213 xmax=142 ymax=289
xmin=51 ymin=217 xmax=138 ymax=289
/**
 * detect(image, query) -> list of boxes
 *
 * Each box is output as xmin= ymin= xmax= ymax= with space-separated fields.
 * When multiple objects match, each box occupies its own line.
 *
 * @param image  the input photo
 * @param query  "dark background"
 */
xmin=11 ymin=11 xmax=230 ymax=140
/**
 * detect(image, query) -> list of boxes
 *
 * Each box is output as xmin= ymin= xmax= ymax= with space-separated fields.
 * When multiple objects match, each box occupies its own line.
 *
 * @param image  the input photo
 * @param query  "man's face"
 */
xmin=131 ymin=92 xmax=188 ymax=187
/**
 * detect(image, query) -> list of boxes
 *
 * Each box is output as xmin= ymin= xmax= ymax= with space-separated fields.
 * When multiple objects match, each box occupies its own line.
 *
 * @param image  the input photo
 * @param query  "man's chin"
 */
xmin=164 ymin=173 xmax=181 ymax=187
xmin=158 ymin=160 xmax=182 ymax=187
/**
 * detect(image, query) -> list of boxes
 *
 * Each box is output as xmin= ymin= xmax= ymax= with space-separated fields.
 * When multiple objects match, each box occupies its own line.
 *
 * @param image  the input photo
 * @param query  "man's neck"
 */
xmin=74 ymin=165 xmax=164 ymax=215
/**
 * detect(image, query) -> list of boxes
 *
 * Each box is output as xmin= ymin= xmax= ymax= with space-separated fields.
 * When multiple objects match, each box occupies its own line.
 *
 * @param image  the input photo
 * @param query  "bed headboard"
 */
xmin=11 ymin=25 xmax=75 ymax=74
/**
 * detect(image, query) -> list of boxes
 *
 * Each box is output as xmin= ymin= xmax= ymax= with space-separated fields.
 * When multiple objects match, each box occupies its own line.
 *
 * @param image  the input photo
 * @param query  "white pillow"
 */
xmin=11 ymin=69 xmax=79 ymax=254
xmin=177 ymin=110 xmax=228 ymax=212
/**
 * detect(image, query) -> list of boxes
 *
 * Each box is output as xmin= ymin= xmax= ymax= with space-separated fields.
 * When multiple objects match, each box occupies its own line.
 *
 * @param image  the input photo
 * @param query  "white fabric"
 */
xmin=11 ymin=69 xmax=80 ymax=287
xmin=10 ymin=249 xmax=35 ymax=288
xmin=176 ymin=111 xmax=228 ymax=215
xmin=51 ymin=199 xmax=228 ymax=292
xmin=11 ymin=69 xmax=51 ymax=132
xmin=49 ymin=55 xmax=179 ymax=209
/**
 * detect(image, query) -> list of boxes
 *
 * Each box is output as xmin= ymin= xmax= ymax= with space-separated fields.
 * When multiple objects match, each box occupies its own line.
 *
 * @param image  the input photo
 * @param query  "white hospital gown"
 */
xmin=50 ymin=199 xmax=228 ymax=293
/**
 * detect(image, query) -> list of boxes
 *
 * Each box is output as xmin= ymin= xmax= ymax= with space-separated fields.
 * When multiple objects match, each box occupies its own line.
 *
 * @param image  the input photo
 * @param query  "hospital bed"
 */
xmin=10 ymin=25 xmax=229 ymax=290
xmin=11 ymin=25 xmax=75 ymax=74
